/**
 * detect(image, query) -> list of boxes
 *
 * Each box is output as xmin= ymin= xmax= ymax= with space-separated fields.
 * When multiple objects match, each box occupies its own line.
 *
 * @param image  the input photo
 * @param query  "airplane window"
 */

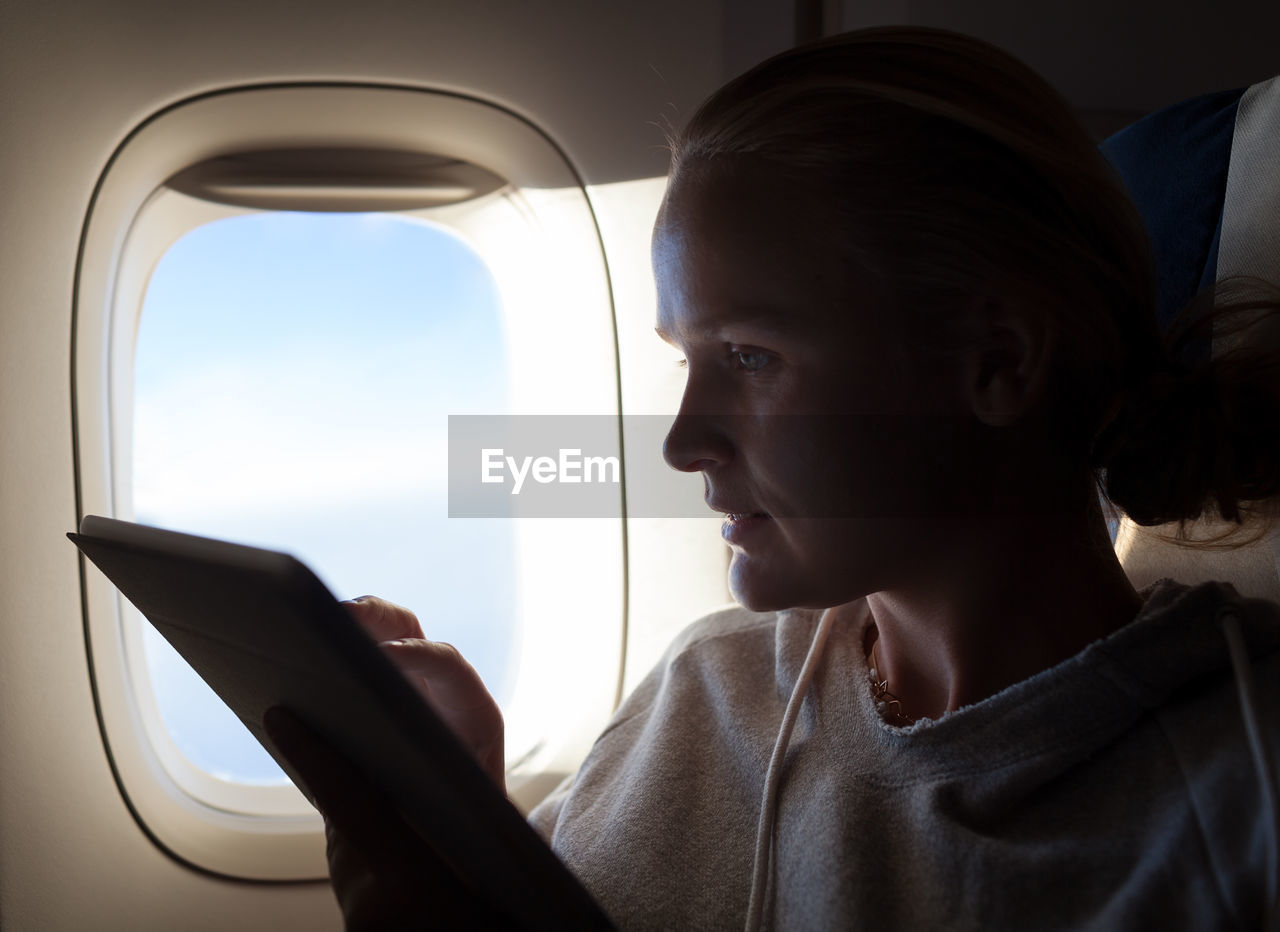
xmin=132 ymin=211 xmax=516 ymax=785
xmin=73 ymin=85 xmax=631 ymax=878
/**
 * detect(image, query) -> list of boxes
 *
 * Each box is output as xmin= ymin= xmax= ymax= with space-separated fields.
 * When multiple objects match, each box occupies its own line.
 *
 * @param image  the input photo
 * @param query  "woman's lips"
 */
xmin=721 ymin=512 xmax=771 ymax=545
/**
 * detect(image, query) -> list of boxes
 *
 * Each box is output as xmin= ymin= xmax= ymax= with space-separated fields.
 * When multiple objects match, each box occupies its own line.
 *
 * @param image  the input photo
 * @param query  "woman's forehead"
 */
xmin=657 ymin=158 xmax=800 ymax=233
xmin=653 ymin=162 xmax=875 ymax=339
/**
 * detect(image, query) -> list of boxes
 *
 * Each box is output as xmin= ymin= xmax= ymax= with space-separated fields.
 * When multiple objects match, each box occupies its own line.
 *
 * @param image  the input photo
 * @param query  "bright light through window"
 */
xmin=133 ymin=211 xmax=517 ymax=784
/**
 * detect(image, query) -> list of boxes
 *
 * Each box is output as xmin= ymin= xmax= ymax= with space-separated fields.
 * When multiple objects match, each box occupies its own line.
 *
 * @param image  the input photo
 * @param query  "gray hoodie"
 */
xmin=529 ymin=579 xmax=1280 ymax=930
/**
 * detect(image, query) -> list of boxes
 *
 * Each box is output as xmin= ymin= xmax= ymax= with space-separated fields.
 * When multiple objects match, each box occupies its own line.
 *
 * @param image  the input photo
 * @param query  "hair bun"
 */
xmin=1095 ymin=365 xmax=1229 ymax=525
xmin=1097 ymin=346 xmax=1280 ymax=528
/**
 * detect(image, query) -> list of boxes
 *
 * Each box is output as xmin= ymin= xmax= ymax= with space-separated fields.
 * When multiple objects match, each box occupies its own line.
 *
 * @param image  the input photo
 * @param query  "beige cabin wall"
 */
xmin=0 ymin=1 xmax=789 ymax=927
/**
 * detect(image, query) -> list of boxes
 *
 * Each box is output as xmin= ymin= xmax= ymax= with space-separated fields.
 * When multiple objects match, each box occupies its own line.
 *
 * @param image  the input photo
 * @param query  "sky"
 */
xmin=134 ymin=211 xmax=519 ymax=783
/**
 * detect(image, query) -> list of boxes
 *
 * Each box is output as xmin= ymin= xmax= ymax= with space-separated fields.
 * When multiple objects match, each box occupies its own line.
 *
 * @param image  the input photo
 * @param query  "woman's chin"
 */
xmin=728 ymin=549 xmax=873 ymax=613
xmin=727 ymin=556 xmax=800 ymax=613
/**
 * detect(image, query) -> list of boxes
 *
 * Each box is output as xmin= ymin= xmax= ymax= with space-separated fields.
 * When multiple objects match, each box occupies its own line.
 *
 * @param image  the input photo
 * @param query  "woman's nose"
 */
xmin=662 ymin=382 xmax=734 ymax=473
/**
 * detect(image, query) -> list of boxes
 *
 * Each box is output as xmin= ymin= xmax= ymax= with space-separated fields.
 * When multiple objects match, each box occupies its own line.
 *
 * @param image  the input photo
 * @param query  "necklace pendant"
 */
xmin=869 ymin=669 xmax=909 ymax=722
xmin=869 ymin=640 xmax=911 ymax=723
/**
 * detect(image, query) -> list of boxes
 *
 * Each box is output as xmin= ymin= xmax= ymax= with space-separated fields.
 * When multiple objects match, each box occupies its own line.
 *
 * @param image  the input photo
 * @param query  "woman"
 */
xmin=270 ymin=26 xmax=1280 ymax=930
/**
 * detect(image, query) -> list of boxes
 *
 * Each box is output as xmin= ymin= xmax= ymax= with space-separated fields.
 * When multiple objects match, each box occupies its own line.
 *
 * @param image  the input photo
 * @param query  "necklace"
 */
xmin=868 ymin=640 xmax=911 ymax=723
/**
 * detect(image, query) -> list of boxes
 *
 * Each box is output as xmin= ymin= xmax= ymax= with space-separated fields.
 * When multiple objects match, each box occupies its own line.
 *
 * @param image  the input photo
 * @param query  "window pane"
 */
xmin=133 ymin=211 xmax=517 ymax=784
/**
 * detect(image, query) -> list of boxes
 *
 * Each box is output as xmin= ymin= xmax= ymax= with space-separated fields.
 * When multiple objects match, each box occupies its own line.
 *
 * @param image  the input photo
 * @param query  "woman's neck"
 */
xmin=861 ymin=510 xmax=1142 ymax=723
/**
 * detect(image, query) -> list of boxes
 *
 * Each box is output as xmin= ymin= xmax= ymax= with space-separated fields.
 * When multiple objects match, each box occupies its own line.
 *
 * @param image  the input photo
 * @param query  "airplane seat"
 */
xmin=1100 ymin=74 xmax=1280 ymax=603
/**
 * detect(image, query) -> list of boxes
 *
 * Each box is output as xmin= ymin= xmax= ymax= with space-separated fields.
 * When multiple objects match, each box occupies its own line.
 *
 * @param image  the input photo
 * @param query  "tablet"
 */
xmin=69 ymin=514 xmax=613 ymax=928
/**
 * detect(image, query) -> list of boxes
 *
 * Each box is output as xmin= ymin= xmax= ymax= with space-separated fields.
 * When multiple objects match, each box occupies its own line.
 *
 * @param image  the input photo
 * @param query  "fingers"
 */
xmin=338 ymin=597 xmax=508 ymax=792
xmin=380 ymin=640 xmax=493 ymax=713
xmin=343 ymin=595 xmax=426 ymax=642
xmin=381 ymin=640 xmax=507 ymax=792
xmin=343 ymin=599 xmax=492 ymax=715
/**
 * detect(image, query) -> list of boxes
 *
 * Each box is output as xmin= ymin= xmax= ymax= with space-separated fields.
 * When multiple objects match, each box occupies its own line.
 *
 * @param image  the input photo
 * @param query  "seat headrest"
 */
xmin=1101 ymin=87 xmax=1242 ymax=332
xmin=1100 ymin=77 xmax=1280 ymax=601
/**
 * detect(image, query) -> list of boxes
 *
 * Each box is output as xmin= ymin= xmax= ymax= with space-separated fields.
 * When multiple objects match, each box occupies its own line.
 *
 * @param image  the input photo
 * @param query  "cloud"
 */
xmin=132 ymin=354 xmax=451 ymax=520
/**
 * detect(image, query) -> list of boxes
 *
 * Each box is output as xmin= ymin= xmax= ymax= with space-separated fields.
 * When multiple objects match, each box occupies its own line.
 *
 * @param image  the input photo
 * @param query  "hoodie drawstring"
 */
xmin=744 ymin=608 xmax=838 ymax=932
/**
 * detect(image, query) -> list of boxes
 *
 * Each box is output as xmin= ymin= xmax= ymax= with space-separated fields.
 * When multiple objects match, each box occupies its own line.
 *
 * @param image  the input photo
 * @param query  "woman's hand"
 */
xmin=263 ymin=707 xmax=509 ymax=930
xmin=343 ymin=596 xmax=506 ymax=793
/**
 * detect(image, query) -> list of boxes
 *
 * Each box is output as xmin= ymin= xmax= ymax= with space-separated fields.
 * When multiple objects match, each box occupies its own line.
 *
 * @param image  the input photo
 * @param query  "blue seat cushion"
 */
xmin=1100 ymin=87 xmax=1245 ymax=337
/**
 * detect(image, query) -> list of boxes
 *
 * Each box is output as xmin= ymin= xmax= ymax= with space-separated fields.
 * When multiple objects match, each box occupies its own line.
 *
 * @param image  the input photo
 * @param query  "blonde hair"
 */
xmin=668 ymin=26 xmax=1280 ymax=539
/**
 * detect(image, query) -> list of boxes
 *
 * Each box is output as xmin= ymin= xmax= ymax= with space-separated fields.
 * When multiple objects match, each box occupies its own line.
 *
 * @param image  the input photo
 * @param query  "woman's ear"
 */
xmin=958 ymin=297 xmax=1055 ymax=427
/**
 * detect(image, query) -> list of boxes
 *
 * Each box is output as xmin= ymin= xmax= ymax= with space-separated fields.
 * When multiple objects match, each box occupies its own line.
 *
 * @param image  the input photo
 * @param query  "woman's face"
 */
xmin=654 ymin=161 xmax=971 ymax=611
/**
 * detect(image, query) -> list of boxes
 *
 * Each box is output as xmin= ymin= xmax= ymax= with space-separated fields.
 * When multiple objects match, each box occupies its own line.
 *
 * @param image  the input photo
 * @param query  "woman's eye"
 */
xmin=732 ymin=350 xmax=772 ymax=372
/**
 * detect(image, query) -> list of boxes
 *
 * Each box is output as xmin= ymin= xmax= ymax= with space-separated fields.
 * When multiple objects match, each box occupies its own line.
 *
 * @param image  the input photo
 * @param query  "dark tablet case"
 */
xmin=69 ymin=514 xmax=612 ymax=928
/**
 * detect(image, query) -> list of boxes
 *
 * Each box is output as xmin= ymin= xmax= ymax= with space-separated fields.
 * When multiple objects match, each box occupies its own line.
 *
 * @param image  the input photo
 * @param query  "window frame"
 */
xmin=72 ymin=84 xmax=626 ymax=880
